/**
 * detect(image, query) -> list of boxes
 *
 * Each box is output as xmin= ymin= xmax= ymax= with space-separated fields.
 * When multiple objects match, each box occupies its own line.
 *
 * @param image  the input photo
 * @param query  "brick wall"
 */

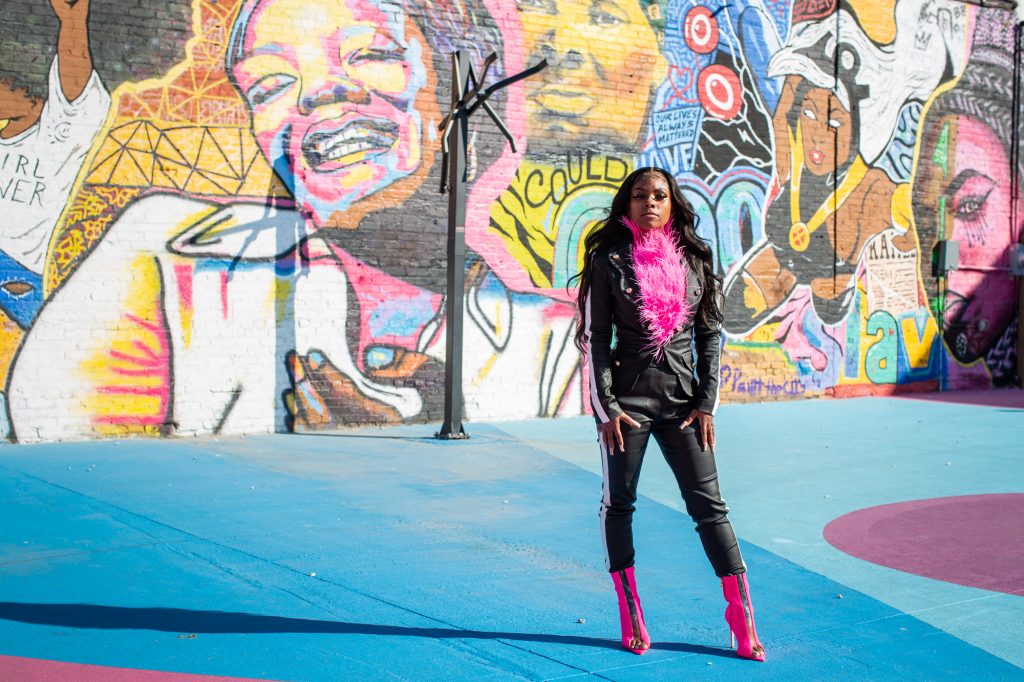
xmin=0 ymin=0 xmax=1019 ymax=442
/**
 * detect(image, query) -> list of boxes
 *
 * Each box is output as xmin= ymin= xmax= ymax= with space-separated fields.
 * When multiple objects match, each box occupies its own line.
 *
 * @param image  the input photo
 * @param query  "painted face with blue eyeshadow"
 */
xmin=230 ymin=0 xmax=432 ymax=228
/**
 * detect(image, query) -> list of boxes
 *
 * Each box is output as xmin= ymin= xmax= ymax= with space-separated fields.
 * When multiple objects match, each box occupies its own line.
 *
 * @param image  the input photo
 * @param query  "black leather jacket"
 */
xmin=584 ymin=238 xmax=721 ymax=422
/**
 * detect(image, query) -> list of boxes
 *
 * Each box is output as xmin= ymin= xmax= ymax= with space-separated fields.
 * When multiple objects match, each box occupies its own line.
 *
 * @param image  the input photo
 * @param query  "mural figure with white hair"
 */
xmin=722 ymin=0 xmax=969 ymax=333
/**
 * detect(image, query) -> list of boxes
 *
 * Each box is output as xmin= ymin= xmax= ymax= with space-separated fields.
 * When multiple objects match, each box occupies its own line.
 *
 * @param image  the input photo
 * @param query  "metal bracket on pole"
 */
xmin=435 ymin=53 xmax=547 ymax=440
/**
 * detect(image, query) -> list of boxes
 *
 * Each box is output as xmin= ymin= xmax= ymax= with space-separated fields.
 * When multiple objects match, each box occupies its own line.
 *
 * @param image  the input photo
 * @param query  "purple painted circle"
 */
xmin=824 ymin=494 xmax=1024 ymax=595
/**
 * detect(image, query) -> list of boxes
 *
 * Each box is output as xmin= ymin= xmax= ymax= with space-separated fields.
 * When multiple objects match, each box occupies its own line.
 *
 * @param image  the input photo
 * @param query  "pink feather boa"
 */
xmin=621 ymin=217 xmax=693 ymax=358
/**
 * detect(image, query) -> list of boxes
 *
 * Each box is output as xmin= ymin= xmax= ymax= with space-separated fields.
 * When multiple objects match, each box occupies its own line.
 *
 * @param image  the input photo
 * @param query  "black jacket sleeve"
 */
xmin=583 ymin=254 xmax=622 ymax=422
xmin=693 ymin=298 xmax=722 ymax=415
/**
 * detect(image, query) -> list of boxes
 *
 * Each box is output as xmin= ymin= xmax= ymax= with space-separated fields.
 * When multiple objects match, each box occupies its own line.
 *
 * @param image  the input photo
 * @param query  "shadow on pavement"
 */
xmin=0 ymin=602 xmax=733 ymax=658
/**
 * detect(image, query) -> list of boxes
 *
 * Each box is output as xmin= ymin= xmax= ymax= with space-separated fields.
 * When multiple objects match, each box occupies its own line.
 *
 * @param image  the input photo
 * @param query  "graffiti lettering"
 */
xmin=0 ymin=153 xmax=45 ymax=179
xmin=0 ymin=154 xmax=46 ymax=207
xmin=865 ymin=311 xmax=899 ymax=384
xmin=652 ymin=106 xmax=703 ymax=149
xmin=721 ymin=364 xmax=807 ymax=398
xmin=523 ymin=153 xmax=629 ymax=209
xmin=0 ymin=178 xmax=44 ymax=207
xmin=864 ymin=310 xmax=941 ymax=384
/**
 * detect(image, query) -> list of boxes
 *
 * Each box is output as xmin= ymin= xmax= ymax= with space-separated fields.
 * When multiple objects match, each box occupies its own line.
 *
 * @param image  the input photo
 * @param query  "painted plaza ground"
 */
xmin=1 ymin=392 xmax=1022 ymax=681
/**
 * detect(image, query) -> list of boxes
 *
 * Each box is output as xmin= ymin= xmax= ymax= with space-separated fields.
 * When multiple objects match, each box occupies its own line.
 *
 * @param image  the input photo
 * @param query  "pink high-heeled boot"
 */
xmin=722 ymin=573 xmax=766 ymax=661
xmin=611 ymin=567 xmax=650 ymax=654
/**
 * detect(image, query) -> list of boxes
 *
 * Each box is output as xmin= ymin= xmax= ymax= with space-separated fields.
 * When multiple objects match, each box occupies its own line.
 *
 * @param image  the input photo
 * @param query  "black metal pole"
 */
xmin=432 ymin=53 xmax=545 ymax=439
xmin=437 ymin=51 xmax=471 ymax=440
xmin=1013 ymin=22 xmax=1024 ymax=387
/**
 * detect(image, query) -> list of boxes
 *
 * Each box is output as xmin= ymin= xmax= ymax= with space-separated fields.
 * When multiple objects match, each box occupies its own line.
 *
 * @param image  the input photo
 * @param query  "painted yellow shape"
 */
xmin=185 ymin=171 xmax=233 ymax=195
xmin=890 ymin=182 xmax=912 ymax=232
xmin=80 ymin=254 xmax=169 ymax=437
xmin=87 ymin=152 xmax=121 ymax=186
xmin=155 ymin=158 xmax=190 ymax=189
xmin=750 ymin=323 xmax=780 ymax=344
xmin=339 ymin=164 xmax=376 ymax=191
xmin=164 ymin=128 xmax=204 ymax=167
xmin=273 ymin=276 xmax=293 ymax=324
xmin=153 ymin=128 xmax=192 ymax=166
xmin=109 ymin=122 xmax=142 ymax=147
xmin=114 ymin=150 xmax=153 ymax=187
xmin=472 ymin=304 xmax=506 ymax=386
xmin=193 ymin=133 xmax=237 ymax=179
xmin=89 ymin=122 xmax=277 ymax=196
xmin=0 ymin=312 xmax=24 ymax=387
xmin=473 ymin=350 xmax=500 ymax=387
xmin=901 ymin=315 xmax=938 ymax=369
xmin=489 ymin=158 xmax=627 ymax=290
xmin=126 ymin=122 xmax=154 ymax=153
xmin=129 ymin=149 xmax=157 ymax=182
xmin=207 ymin=129 xmax=247 ymax=177
xmin=741 ymin=273 xmax=768 ymax=318
xmin=846 ymin=0 xmax=897 ymax=44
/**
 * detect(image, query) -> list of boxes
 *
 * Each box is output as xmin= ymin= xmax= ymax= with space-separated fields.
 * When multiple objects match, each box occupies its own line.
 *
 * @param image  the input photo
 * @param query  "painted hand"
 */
xmin=681 ymin=409 xmax=715 ymax=452
xmin=282 ymin=349 xmax=404 ymax=431
xmin=597 ymin=412 xmax=641 ymax=454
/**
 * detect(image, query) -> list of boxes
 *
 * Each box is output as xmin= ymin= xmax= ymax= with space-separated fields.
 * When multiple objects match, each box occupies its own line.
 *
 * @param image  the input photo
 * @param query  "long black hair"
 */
xmin=570 ymin=166 xmax=723 ymax=356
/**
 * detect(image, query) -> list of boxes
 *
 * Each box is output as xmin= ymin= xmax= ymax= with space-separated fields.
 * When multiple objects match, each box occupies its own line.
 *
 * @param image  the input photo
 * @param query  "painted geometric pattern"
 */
xmin=86 ymin=122 xmax=280 ymax=197
xmin=116 ymin=0 xmax=250 ymax=126
xmin=47 ymin=187 xmax=141 ymax=292
xmin=46 ymin=0 xmax=285 ymax=291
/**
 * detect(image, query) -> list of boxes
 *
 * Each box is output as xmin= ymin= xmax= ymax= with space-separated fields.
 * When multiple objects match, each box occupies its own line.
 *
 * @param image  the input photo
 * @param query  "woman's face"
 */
xmin=914 ymin=113 xmax=1018 ymax=362
xmin=231 ymin=0 xmax=430 ymax=228
xmin=628 ymin=172 xmax=672 ymax=231
xmin=799 ymin=88 xmax=852 ymax=175
xmin=516 ymin=0 xmax=666 ymax=152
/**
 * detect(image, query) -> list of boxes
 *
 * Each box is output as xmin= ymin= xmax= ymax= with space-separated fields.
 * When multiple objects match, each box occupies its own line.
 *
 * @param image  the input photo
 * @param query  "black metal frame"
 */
xmin=957 ymin=0 xmax=1016 ymax=9
xmin=1014 ymin=22 xmax=1024 ymax=385
xmin=434 ymin=53 xmax=547 ymax=439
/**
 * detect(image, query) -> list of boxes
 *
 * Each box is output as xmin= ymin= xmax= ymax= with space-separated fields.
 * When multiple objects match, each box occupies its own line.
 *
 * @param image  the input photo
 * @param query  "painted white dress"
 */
xmin=0 ymin=57 xmax=109 ymax=275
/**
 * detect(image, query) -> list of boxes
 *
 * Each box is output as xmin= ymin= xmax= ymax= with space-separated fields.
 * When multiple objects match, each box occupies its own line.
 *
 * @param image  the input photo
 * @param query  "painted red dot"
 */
xmin=697 ymin=64 xmax=742 ymax=120
xmin=684 ymin=6 xmax=719 ymax=54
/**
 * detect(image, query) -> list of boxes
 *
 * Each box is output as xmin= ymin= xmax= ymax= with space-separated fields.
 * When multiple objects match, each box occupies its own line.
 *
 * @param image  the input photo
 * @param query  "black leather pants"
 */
xmin=599 ymin=362 xmax=745 ymax=577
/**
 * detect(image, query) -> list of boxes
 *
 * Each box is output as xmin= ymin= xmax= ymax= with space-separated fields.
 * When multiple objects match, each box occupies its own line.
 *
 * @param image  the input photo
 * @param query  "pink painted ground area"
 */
xmin=824 ymin=494 xmax=1024 ymax=595
xmin=0 ymin=655 xmax=272 ymax=682
xmin=893 ymin=388 xmax=1024 ymax=409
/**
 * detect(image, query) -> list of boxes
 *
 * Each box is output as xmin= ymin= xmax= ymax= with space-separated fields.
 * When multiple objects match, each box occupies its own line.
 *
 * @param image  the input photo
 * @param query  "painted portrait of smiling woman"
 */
xmin=10 ymin=0 xmax=585 ymax=441
xmin=226 ymin=0 xmax=440 ymax=230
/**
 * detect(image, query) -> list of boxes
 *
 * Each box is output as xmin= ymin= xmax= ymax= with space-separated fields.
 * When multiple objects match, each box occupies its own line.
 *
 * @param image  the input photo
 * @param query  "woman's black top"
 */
xmin=583 ymin=239 xmax=721 ymax=423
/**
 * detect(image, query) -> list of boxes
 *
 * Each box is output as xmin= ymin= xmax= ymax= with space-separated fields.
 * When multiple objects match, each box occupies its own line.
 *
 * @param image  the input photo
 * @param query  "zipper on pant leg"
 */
xmin=618 ymin=569 xmax=641 ymax=638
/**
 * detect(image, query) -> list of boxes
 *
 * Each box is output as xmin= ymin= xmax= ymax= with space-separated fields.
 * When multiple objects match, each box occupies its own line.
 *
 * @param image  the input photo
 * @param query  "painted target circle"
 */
xmin=684 ymin=7 xmax=719 ymax=54
xmin=697 ymin=65 xmax=742 ymax=119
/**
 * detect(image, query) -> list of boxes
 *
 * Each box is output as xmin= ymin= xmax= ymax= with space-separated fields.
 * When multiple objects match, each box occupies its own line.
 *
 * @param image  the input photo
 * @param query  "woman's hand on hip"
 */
xmin=681 ymin=409 xmax=715 ymax=452
xmin=598 ymin=413 xmax=641 ymax=453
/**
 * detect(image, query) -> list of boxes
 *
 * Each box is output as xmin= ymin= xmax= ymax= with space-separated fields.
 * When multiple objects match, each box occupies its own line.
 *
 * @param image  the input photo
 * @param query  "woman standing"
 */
xmin=573 ymin=167 xmax=765 ymax=661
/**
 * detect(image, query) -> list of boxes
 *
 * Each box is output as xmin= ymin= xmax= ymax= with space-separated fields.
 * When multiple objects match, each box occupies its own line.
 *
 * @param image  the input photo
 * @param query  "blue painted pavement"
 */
xmin=0 ymin=394 xmax=1022 ymax=680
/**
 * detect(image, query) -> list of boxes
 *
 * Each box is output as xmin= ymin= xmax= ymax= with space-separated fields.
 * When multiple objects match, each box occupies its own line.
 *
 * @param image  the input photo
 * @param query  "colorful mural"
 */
xmin=0 ymin=0 xmax=1020 ymax=441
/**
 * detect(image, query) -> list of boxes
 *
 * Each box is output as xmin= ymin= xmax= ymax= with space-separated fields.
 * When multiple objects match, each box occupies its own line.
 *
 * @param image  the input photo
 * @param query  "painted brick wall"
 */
xmin=0 ymin=0 xmax=1019 ymax=442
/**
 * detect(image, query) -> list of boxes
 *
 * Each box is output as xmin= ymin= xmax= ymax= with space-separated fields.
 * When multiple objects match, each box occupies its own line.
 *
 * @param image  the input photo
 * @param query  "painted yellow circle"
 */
xmin=789 ymin=222 xmax=810 ymax=252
